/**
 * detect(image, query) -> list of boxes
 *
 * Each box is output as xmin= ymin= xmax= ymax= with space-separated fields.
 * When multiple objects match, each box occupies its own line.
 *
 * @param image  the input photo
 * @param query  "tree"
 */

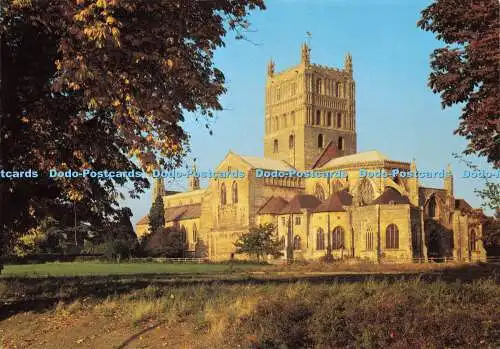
xmin=0 ymin=0 xmax=266 ymax=263
xmin=144 ymin=227 xmax=185 ymax=258
xmin=418 ymin=0 xmax=499 ymax=167
xmin=148 ymin=194 xmax=165 ymax=235
xmin=234 ymin=223 xmax=282 ymax=261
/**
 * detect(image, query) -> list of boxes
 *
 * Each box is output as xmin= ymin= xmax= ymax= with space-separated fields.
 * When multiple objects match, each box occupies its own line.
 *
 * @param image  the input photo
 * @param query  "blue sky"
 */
xmin=124 ymin=0 xmax=498 ymax=225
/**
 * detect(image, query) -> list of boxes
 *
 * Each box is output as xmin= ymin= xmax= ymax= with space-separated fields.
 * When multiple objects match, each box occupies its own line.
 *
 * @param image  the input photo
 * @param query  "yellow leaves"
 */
xmin=96 ymin=0 xmax=107 ymax=8
xmin=111 ymin=27 xmax=120 ymax=38
xmin=124 ymin=78 xmax=129 ymax=85
xmin=106 ymin=16 xmax=116 ymax=25
xmin=20 ymin=116 xmax=29 ymax=123
xmin=146 ymin=134 xmax=153 ymax=142
xmin=145 ymin=164 xmax=155 ymax=173
xmin=68 ymin=189 xmax=84 ymax=202
xmin=68 ymin=82 xmax=81 ymax=91
xmin=112 ymin=99 xmax=121 ymax=107
xmin=88 ymin=98 xmax=98 ymax=109
xmin=164 ymin=59 xmax=174 ymax=69
xmin=125 ymin=94 xmax=132 ymax=102
xmin=55 ymin=60 xmax=62 ymax=70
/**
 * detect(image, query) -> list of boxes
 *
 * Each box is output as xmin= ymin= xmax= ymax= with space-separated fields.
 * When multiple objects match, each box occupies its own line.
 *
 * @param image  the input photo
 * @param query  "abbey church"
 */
xmin=136 ymin=43 xmax=486 ymax=263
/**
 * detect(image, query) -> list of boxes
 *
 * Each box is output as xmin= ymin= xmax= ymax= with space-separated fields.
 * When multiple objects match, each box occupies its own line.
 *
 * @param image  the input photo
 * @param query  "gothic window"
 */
xmin=366 ymin=226 xmax=374 ymax=250
xmin=295 ymin=216 xmax=301 ymax=225
xmin=192 ymin=224 xmax=198 ymax=243
xmin=358 ymin=178 xmax=374 ymax=205
xmin=469 ymin=229 xmax=477 ymax=251
xmin=273 ymin=139 xmax=279 ymax=153
xmin=428 ymin=196 xmax=437 ymax=218
xmin=291 ymin=111 xmax=296 ymax=125
xmin=232 ymin=181 xmax=238 ymax=204
xmin=273 ymin=116 xmax=278 ymax=131
xmin=282 ymin=114 xmax=287 ymax=128
xmin=291 ymin=82 xmax=297 ymax=95
xmin=335 ymin=82 xmax=340 ymax=97
xmin=289 ymin=134 xmax=295 ymax=149
xmin=315 ymin=183 xmax=326 ymax=201
xmin=386 ymin=224 xmax=399 ymax=249
xmin=316 ymin=110 xmax=321 ymax=125
xmin=316 ymin=78 xmax=322 ymax=94
xmin=279 ymin=236 xmax=285 ymax=250
xmin=338 ymin=136 xmax=344 ymax=150
xmin=327 ymin=111 xmax=332 ymax=126
xmin=181 ymin=225 xmax=187 ymax=245
xmin=220 ymin=183 xmax=227 ymax=205
xmin=331 ymin=226 xmax=345 ymax=249
xmin=337 ymin=112 xmax=342 ymax=128
xmin=316 ymin=228 xmax=325 ymax=250
xmin=293 ymin=236 xmax=301 ymax=250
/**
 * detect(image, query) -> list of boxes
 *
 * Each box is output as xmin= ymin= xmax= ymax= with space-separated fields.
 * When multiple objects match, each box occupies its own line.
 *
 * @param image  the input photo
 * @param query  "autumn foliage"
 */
xmin=418 ymin=0 xmax=499 ymax=167
xmin=0 ymin=0 xmax=265 ymax=249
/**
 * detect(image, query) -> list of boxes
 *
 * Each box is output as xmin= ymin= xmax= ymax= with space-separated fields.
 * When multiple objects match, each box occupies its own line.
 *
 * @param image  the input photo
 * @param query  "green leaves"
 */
xmin=234 ymin=223 xmax=282 ymax=261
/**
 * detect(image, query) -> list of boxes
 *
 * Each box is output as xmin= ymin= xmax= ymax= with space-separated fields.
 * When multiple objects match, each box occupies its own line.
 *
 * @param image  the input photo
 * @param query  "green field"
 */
xmin=0 ymin=262 xmax=267 ymax=277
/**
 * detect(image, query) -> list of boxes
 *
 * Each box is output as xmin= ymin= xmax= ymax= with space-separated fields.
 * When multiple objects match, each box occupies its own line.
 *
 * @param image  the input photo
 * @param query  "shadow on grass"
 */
xmin=0 ymin=263 xmax=498 ymax=321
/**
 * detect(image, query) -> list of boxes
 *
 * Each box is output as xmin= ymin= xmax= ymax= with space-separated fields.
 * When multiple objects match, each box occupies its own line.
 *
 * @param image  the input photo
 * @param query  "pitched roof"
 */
xmin=320 ymin=150 xmax=389 ymax=168
xmin=312 ymin=141 xmax=339 ymax=169
xmin=239 ymin=155 xmax=295 ymax=171
xmin=455 ymin=199 xmax=472 ymax=212
xmin=372 ymin=187 xmax=410 ymax=205
xmin=336 ymin=188 xmax=353 ymax=206
xmin=136 ymin=215 xmax=149 ymax=225
xmin=165 ymin=203 xmax=201 ymax=222
xmin=314 ymin=193 xmax=346 ymax=213
xmin=258 ymin=196 xmax=289 ymax=215
xmin=280 ymin=194 xmax=322 ymax=214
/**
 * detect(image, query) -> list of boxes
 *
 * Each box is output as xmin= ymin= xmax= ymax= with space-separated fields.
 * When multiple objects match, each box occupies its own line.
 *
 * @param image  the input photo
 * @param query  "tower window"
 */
xmin=273 ymin=139 xmax=279 ymax=153
xmin=316 ymin=78 xmax=322 ymax=94
xmin=470 ymin=229 xmax=477 ymax=251
xmin=315 ymin=183 xmax=326 ymax=200
xmin=338 ymin=136 xmax=344 ymax=150
xmin=337 ymin=112 xmax=342 ymax=128
xmin=316 ymin=228 xmax=325 ymax=250
xmin=282 ymin=114 xmax=287 ymax=128
xmin=428 ymin=196 xmax=437 ymax=218
xmin=316 ymin=110 xmax=321 ymax=125
xmin=327 ymin=111 xmax=332 ymax=126
xmin=220 ymin=183 xmax=227 ymax=206
xmin=291 ymin=111 xmax=296 ymax=126
xmin=291 ymin=82 xmax=297 ymax=95
xmin=289 ymin=134 xmax=295 ymax=149
xmin=317 ymin=134 xmax=324 ymax=149
xmin=232 ymin=181 xmax=238 ymax=204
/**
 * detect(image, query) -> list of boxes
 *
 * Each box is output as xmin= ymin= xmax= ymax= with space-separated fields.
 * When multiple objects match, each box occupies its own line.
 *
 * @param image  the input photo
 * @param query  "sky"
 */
xmin=124 ymin=0 xmax=498 ymax=226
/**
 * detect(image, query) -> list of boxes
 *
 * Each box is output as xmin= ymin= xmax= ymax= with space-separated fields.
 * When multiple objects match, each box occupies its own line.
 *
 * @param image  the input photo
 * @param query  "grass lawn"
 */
xmin=0 ymin=261 xmax=267 ymax=277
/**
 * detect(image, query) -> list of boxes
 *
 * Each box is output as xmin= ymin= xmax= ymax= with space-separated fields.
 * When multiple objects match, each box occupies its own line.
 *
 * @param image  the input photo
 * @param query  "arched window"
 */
xmin=232 ymin=181 xmax=238 ymax=204
xmin=337 ymin=112 xmax=342 ymax=128
xmin=316 ymin=228 xmax=325 ymax=250
xmin=181 ymin=225 xmax=187 ymax=245
xmin=338 ymin=136 xmax=344 ymax=150
xmin=291 ymin=111 xmax=296 ymax=125
xmin=315 ymin=183 xmax=326 ymax=201
xmin=316 ymin=78 xmax=322 ymax=94
xmin=331 ymin=226 xmax=345 ymax=249
xmin=192 ymin=224 xmax=198 ymax=243
xmin=318 ymin=134 xmax=324 ymax=148
xmin=279 ymin=236 xmax=285 ymax=250
xmin=327 ymin=111 xmax=332 ymax=126
xmin=220 ymin=183 xmax=227 ymax=205
xmin=469 ymin=229 xmax=477 ymax=251
xmin=428 ymin=196 xmax=437 ymax=218
xmin=273 ymin=139 xmax=279 ymax=153
xmin=316 ymin=110 xmax=321 ymax=125
xmin=366 ymin=226 xmax=373 ymax=250
xmin=289 ymin=134 xmax=295 ymax=149
xmin=386 ymin=224 xmax=399 ymax=249
xmin=273 ymin=116 xmax=278 ymax=131
xmin=336 ymin=82 xmax=341 ymax=97
xmin=293 ymin=236 xmax=301 ymax=250
xmin=282 ymin=114 xmax=287 ymax=128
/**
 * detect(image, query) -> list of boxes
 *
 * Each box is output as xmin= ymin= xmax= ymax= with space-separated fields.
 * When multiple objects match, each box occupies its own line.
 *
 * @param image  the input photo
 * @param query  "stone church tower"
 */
xmin=264 ymin=43 xmax=357 ymax=169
